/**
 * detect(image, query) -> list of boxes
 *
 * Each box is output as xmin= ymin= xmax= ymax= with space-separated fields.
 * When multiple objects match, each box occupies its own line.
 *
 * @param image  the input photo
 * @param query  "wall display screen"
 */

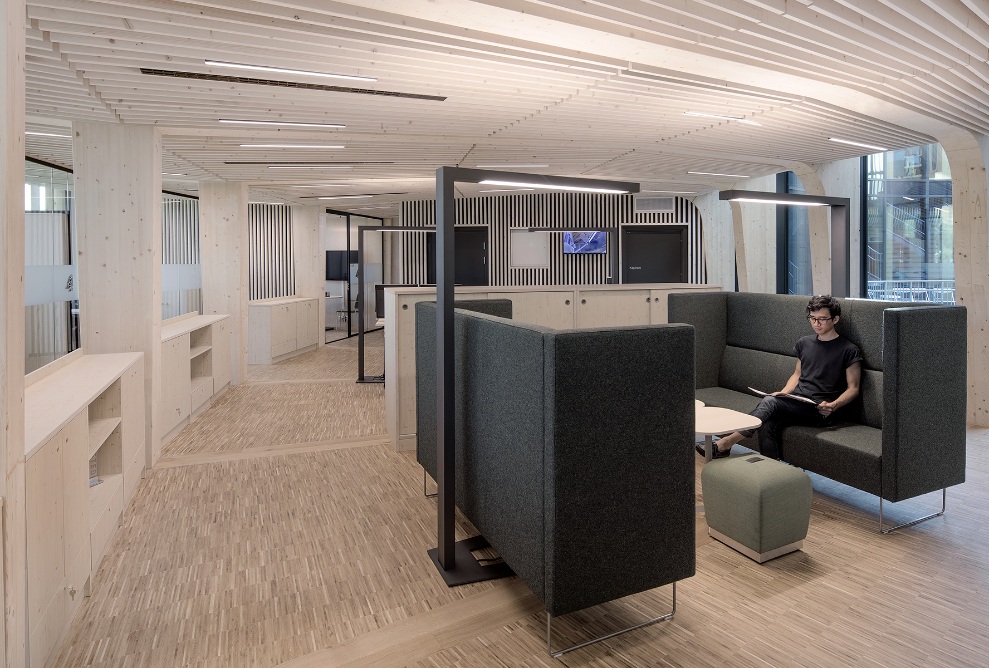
xmin=563 ymin=231 xmax=607 ymax=254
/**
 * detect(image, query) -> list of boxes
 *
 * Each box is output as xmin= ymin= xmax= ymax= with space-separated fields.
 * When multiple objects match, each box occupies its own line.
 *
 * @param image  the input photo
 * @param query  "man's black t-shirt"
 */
xmin=793 ymin=335 xmax=863 ymax=403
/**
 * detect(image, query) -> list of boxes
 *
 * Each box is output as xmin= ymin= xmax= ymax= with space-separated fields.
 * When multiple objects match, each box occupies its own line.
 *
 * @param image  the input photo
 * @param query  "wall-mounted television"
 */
xmin=563 ymin=231 xmax=607 ymax=254
xmin=326 ymin=250 xmax=358 ymax=280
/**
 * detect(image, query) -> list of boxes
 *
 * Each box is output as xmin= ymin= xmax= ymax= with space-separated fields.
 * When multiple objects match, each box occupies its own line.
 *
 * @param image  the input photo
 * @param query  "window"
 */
xmin=864 ymin=143 xmax=953 ymax=303
xmin=162 ymin=194 xmax=203 ymax=319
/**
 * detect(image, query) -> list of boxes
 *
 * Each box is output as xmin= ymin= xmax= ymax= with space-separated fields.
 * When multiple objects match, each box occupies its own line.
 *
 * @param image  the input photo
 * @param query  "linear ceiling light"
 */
xmin=240 ymin=144 xmax=344 ymax=149
xmin=688 ymin=171 xmax=750 ymax=178
xmin=829 ymin=137 xmax=888 ymax=152
xmin=642 ymin=190 xmax=696 ymax=194
xmin=162 ymin=172 xmax=186 ymax=177
xmin=267 ymin=165 xmax=353 ymax=170
xmin=317 ymin=195 xmax=374 ymax=200
xmin=478 ymin=179 xmax=630 ymax=194
xmin=479 ymin=188 xmax=535 ymax=193
xmin=474 ymin=164 xmax=549 ymax=168
xmin=205 ymin=60 xmax=376 ymax=82
xmin=684 ymin=111 xmax=761 ymax=126
xmin=219 ymin=119 xmax=345 ymax=128
xmin=26 ymin=131 xmax=71 ymax=138
xmin=730 ymin=197 xmax=828 ymax=207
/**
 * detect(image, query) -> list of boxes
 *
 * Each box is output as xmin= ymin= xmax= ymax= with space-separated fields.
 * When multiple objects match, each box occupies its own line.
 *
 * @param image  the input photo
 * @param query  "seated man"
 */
xmin=703 ymin=294 xmax=863 ymax=460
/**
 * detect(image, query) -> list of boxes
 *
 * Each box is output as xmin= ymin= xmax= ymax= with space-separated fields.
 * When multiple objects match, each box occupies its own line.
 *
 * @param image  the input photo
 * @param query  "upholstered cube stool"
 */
xmin=701 ymin=455 xmax=812 ymax=563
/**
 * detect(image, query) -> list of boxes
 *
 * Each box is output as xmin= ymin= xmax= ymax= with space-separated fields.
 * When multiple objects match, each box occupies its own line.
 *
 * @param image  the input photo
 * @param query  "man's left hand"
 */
xmin=818 ymin=401 xmax=837 ymax=416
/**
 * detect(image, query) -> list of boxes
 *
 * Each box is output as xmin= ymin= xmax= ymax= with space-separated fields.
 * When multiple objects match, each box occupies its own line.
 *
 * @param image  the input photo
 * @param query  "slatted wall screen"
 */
xmin=399 ymin=193 xmax=705 ymax=285
xmin=249 ymin=204 xmax=296 ymax=300
xmin=162 ymin=196 xmax=202 ymax=318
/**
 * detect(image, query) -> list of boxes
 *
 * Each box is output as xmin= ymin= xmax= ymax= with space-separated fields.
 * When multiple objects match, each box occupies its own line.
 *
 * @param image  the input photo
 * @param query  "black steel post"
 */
xmin=436 ymin=167 xmax=457 ymax=569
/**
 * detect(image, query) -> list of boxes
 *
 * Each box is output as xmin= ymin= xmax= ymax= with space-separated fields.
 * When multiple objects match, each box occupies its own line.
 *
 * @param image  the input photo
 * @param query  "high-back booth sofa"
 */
xmin=415 ymin=301 xmax=697 ymax=620
xmin=669 ymin=291 xmax=967 ymax=531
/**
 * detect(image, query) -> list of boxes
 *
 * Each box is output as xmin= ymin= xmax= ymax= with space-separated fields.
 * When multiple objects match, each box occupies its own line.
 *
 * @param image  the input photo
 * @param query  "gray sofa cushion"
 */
xmin=783 ymin=424 xmax=883 ymax=496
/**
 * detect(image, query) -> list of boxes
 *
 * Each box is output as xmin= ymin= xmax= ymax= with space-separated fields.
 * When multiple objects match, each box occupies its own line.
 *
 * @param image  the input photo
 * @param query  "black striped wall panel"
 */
xmin=248 ymin=204 xmax=296 ymax=301
xmin=399 ymin=193 xmax=705 ymax=286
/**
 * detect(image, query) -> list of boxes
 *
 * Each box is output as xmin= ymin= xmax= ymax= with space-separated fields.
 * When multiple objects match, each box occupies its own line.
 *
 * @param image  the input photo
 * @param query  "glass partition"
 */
xmin=162 ymin=194 xmax=202 ymax=319
xmin=24 ymin=160 xmax=78 ymax=373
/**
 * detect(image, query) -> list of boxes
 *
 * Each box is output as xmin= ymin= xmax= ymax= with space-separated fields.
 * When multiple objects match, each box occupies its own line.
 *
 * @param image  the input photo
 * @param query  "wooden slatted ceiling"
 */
xmin=20 ymin=0 xmax=988 ymax=217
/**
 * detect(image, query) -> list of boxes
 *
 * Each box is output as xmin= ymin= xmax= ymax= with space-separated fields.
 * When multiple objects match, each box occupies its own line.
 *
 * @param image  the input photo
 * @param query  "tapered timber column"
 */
xmin=73 ymin=122 xmax=163 ymax=465
xmin=200 ymin=181 xmax=248 ymax=384
xmin=1 ymin=0 xmax=28 ymax=663
xmin=292 ymin=205 xmax=326 ymax=340
xmin=938 ymin=130 xmax=989 ymax=426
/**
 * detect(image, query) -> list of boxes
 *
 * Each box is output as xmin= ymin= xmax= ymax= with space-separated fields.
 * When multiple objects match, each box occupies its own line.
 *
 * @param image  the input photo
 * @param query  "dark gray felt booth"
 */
xmin=669 ymin=292 xmax=967 ymax=506
xmin=416 ymin=302 xmax=696 ymax=617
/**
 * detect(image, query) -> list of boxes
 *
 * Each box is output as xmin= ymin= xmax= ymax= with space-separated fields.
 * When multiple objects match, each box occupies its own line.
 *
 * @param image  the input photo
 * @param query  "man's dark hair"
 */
xmin=806 ymin=294 xmax=841 ymax=318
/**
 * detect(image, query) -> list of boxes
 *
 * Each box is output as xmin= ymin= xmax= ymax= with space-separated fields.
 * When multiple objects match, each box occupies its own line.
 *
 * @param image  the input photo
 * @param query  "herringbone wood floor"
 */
xmin=52 ymin=332 xmax=989 ymax=667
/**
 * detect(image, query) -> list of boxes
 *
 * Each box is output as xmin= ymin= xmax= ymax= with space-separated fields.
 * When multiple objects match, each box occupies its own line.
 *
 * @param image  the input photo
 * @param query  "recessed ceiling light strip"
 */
xmin=687 ymin=171 xmax=750 ymax=178
xmin=474 ymin=164 xmax=549 ymax=168
xmin=26 ymin=131 xmax=71 ymax=138
xmin=479 ymin=179 xmax=630 ymax=194
xmin=219 ymin=119 xmax=345 ymax=128
xmin=684 ymin=111 xmax=761 ymax=126
xmin=205 ymin=60 xmax=377 ymax=82
xmin=828 ymin=137 xmax=888 ymax=152
xmin=240 ymin=144 xmax=345 ymax=149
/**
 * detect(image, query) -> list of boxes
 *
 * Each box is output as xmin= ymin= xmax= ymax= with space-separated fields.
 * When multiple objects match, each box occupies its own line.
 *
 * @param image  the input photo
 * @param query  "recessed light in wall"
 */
xmin=478 ymin=188 xmax=535 ymax=193
xmin=474 ymin=164 xmax=549 ymax=168
xmin=829 ymin=137 xmax=888 ymax=152
xmin=219 ymin=119 xmax=345 ymax=128
xmin=205 ymin=60 xmax=377 ymax=83
xmin=317 ymin=195 xmax=374 ymax=200
xmin=267 ymin=165 xmax=353 ymax=170
xmin=687 ymin=171 xmax=750 ymax=178
xmin=240 ymin=144 xmax=345 ymax=149
xmin=684 ymin=112 xmax=761 ymax=126
xmin=478 ymin=180 xmax=630 ymax=194
xmin=25 ymin=131 xmax=71 ymax=138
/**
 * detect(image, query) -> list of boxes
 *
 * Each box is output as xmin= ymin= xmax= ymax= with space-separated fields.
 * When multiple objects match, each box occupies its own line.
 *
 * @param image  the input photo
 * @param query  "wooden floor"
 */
xmin=53 ymin=331 xmax=989 ymax=667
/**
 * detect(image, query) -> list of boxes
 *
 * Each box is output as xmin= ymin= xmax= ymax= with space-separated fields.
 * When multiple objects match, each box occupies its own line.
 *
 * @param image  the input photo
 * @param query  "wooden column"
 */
xmin=292 ymin=205 xmax=326 ymax=340
xmin=729 ymin=175 xmax=777 ymax=293
xmin=1 ymin=1 xmax=27 ymax=663
xmin=938 ymin=130 xmax=989 ymax=426
xmin=73 ymin=122 xmax=163 ymax=465
xmin=200 ymin=181 xmax=248 ymax=384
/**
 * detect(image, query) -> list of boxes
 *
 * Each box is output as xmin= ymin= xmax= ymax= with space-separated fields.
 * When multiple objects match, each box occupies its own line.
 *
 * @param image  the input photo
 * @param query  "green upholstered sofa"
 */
xmin=669 ymin=292 xmax=967 ymax=531
xmin=415 ymin=302 xmax=696 ymax=618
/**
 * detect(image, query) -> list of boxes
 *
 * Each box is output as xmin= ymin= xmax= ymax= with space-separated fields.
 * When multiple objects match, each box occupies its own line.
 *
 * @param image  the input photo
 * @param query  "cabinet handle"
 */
xmin=402 ymin=304 xmax=408 ymax=310
xmin=581 ymin=299 xmax=586 ymax=305
xmin=646 ymin=297 xmax=651 ymax=303
xmin=66 ymin=584 xmax=77 ymax=598
xmin=564 ymin=299 xmax=570 ymax=305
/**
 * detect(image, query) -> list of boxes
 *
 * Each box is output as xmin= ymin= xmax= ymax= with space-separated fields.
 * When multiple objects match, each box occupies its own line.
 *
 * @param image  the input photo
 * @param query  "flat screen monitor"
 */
xmin=563 ymin=231 xmax=607 ymax=254
xmin=325 ymin=250 xmax=357 ymax=280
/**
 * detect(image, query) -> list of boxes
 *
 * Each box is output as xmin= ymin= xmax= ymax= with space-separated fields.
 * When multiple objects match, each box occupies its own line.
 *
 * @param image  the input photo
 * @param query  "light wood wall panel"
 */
xmin=73 ymin=122 xmax=162 ymax=467
xmin=291 ymin=205 xmax=325 ymax=340
xmin=162 ymin=196 xmax=202 ymax=319
xmin=399 ymin=193 xmax=705 ymax=286
xmin=3 ymin=0 xmax=28 ymax=663
xmin=730 ymin=174 xmax=778 ymax=294
xmin=249 ymin=204 xmax=295 ymax=300
xmin=200 ymin=181 xmax=248 ymax=386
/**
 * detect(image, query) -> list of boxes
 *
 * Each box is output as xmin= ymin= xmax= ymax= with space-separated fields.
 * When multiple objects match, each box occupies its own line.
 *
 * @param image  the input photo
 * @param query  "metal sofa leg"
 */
xmin=546 ymin=582 xmax=676 ymax=658
xmin=880 ymin=488 xmax=946 ymax=534
xmin=423 ymin=468 xmax=437 ymax=498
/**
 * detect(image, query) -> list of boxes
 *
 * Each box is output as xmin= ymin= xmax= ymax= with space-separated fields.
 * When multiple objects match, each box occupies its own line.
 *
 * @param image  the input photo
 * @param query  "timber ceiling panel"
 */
xmin=21 ymin=0 xmax=987 ymax=213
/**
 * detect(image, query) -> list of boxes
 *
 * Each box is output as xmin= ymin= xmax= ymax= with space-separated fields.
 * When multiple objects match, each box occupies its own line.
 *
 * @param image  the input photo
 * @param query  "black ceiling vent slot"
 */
xmin=139 ymin=68 xmax=446 ymax=102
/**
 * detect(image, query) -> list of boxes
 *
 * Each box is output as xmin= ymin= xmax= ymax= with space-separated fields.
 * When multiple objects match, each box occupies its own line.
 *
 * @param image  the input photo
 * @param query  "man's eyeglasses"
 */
xmin=807 ymin=316 xmax=833 ymax=324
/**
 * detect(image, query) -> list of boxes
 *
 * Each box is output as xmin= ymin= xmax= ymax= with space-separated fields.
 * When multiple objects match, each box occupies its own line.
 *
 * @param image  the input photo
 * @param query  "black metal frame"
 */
xmin=431 ymin=167 xmax=639 ymax=586
xmin=719 ymin=189 xmax=851 ymax=297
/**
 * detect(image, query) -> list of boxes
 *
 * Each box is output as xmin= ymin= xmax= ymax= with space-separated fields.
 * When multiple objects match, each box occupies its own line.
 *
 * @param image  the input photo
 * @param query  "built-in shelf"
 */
xmin=88 ymin=473 xmax=123 ymax=531
xmin=191 ymin=376 xmax=211 ymax=393
xmin=88 ymin=417 xmax=121 ymax=459
xmin=190 ymin=345 xmax=212 ymax=359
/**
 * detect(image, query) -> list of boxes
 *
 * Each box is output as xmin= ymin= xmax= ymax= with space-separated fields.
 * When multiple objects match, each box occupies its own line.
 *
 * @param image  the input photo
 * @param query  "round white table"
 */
xmin=695 ymin=406 xmax=762 ymax=462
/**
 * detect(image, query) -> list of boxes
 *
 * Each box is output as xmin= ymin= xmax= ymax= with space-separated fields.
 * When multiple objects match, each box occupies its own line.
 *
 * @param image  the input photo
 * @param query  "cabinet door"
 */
xmin=212 ymin=319 xmax=231 ymax=390
xmin=295 ymin=299 xmax=318 ymax=348
xmin=488 ymin=292 xmax=575 ymax=329
xmin=160 ymin=334 xmax=192 ymax=434
xmin=576 ymin=290 xmax=652 ymax=328
xmin=121 ymin=362 xmax=146 ymax=499
xmin=271 ymin=304 xmax=297 ymax=357
xmin=27 ymin=432 xmax=66 ymax=628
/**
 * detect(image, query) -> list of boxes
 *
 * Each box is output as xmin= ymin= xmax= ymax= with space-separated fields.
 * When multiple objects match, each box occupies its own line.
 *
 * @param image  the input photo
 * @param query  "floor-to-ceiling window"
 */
xmin=778 ymin=171 xmax=813 ymax=295
xmin=864 ymin=143 xmax=953 ymax=303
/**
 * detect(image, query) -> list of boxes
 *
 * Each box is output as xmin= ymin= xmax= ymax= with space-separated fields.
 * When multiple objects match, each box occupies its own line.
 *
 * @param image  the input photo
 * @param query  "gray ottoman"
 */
xmin=701 ymin=455 xmax=812 ymax=563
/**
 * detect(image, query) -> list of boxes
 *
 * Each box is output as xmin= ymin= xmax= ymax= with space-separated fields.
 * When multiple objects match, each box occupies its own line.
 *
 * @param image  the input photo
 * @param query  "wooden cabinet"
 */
xmin=160 ymin=313 xmax=232 ymax=443
xmin=576 ymin=289 xmax=652 ymax=328
xmin=488 ymin=291 xmax=575 ymax=329
xmin=248 ymin=297 xmax=320 ymax=364
xmin=25 ymin=352 xmax=145 ymax=667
